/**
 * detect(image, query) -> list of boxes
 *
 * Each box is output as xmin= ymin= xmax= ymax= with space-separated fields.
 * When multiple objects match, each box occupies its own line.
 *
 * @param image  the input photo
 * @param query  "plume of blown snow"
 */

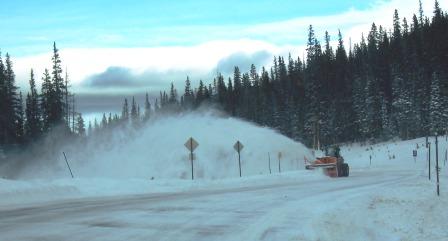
xmin=13 ymin=111 xmax=314 ymax=180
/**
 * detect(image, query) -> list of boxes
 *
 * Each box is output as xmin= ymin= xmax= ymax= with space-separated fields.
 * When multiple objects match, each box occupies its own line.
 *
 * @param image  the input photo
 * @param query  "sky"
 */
xmin=1 ymin=0 xmax=446 ymax=117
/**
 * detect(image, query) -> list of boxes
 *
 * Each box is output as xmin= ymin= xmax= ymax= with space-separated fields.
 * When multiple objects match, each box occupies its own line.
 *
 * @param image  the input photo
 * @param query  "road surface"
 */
xmin=0 ymin=170 xmax=417 ymax=241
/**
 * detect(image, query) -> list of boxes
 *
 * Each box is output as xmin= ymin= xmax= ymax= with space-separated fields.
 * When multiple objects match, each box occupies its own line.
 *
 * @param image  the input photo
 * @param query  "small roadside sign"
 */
xmin=184 ymin=137 xmax=199 ymax=180
xmin=413 ymin=150 xmax=417 ymax=157
xmin=185 ymin=137 xmax=199 ymax=152
xmin=234 ymin=141 xmax=244 ymax=152
xmin=234 ymin=141 xmax=244 ymax=177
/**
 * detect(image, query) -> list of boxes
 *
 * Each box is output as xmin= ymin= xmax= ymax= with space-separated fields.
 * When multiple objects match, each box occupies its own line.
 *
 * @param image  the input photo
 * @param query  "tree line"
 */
xmin=98 ymin=0 xmax=447 ymax=149
xmin=0 ymin=42 xmax=85 ymax=150
xmin=1 ymin=1 xmax=447 ymax=153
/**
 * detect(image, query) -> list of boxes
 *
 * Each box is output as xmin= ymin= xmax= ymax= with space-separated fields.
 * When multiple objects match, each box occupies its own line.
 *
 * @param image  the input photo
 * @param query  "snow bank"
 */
xmin=341 ymin=136 xmax=448 ymax=171
xmin=0 ymin=170 xmax=325 ymax=207
xmin=309 ymin=170 xmax=448 ymax=241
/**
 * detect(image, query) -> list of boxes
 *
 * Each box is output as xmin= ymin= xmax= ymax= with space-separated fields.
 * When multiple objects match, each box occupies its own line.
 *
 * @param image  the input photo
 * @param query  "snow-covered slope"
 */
xmin=341 ymin=136 xmax=447 ymax=171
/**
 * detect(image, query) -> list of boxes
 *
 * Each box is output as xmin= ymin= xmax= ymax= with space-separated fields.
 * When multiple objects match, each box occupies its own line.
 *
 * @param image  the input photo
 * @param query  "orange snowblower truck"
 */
xmin=305 ymin=146 xmax=349 ymax=177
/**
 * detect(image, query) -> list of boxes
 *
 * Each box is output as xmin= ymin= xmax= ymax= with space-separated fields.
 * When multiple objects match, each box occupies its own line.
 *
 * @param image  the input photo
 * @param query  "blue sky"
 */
xmin=2 ymin=0 xmax=374 ymax=56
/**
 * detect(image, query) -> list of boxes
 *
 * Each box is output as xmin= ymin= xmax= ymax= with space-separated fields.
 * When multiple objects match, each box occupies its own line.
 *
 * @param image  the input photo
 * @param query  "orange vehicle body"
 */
xmin=305 ymin=156 xmax=349 ymax=177
xmin=314 ymin=157 xmax=338 ymax=177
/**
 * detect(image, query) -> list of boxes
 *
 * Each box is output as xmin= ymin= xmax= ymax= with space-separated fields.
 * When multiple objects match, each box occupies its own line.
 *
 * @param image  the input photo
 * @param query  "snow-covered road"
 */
xmin=2 ymin=169 xmax=437 ymax=241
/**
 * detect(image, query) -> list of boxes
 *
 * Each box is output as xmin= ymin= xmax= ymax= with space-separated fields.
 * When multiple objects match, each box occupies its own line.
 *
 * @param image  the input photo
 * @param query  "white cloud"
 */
xmin=12 ymin=0 xmax=445 ymax=93
xmin=13 ymin=39 xmax=280 ymax=90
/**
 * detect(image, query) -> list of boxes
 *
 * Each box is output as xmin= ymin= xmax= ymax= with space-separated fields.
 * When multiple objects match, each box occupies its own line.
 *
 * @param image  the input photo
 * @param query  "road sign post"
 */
xmin=234 ymin=141 xmax=244 ymax=177
xmin=278 ymin=152 xmax=282 ymax=173
xmin=445 ymin=149 xmax=447 ymax=166
xmin=413 ymin=150 xmax=417 ymax=163
xmin=184 ymin=137 xmax=199 ymax=180
xmin=268 ymin=152 xmax=272 ymax=174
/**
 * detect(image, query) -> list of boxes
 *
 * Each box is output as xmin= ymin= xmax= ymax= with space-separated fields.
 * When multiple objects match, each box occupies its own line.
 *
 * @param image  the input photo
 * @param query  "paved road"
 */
xmin=0 ymin=171 xmax=414 ymax=241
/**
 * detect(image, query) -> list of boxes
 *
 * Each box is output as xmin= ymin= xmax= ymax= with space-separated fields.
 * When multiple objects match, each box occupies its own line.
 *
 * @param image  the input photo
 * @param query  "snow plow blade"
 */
xmin=306 ymin=156 xmax=349 ymax=177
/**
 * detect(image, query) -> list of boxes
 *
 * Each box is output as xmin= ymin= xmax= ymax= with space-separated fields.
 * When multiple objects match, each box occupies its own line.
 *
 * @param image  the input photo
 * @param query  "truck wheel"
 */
xmin=338 ymin=164 xmax=346 ymax=177
xmin=344 ymin=164 xmax=350 ymax=177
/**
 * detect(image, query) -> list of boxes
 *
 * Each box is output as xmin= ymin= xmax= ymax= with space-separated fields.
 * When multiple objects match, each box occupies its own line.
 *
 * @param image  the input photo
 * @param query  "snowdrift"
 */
xmin=16 ymin=112 xmax=314 ymax=180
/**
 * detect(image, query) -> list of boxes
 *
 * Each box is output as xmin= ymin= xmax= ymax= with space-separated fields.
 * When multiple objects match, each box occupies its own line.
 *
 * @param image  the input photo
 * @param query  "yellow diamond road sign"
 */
xmin=234 ymin=141 xmax=244 ymax=152
xmin=185 ymin=137 xmax=199 ymax=152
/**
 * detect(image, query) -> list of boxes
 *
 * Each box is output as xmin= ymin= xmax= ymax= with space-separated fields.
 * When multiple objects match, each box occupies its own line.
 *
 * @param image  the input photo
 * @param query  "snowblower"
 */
xmin=305 ymin=146 xmax=349 ymax=177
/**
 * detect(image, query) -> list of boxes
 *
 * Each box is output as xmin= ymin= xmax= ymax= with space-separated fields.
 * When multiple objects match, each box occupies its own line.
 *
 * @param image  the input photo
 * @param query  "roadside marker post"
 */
xmin=184 ymin=137 xmax=199 ymax=180
xmin=233 ymin=141 xmax=244 ymax=177
xmin=62 ymin=152 xmax=74 ymax=178
xmin=278 ymin=152 xmax=282 ymax=173
xmin=444 ymin=149 xmax=447 ymax=167
xmin=268 ymin=152 xmax=272 ymax=174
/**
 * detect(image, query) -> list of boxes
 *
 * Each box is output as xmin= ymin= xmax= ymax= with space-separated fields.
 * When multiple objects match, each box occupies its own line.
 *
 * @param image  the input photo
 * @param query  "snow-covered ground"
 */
xmin=1 ymin=114 xmax=447 ymax=240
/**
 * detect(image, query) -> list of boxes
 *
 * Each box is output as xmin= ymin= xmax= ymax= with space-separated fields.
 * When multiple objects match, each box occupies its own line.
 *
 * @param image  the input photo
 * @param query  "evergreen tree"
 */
xmin=3 ymin=53 xmax=20 ymax=144
xmin=87 ymin=121 xmax=92 ymax=136
xmin=15 ymin=92 xmax=24 ymax=143
xmin=121 ymin=98 xmax=129 ymax=122
xmin=94 ymin=118 xmax=99 ymax=131
xmin=130 ymin=96 xmax=139 ymax=126
xmin=196 ymin=80 xmax=205 ymax=107
xmin=50 ymin=42 xmax=66 ymax=127
xmin=108 ymin=113 xmax=113 ymax=126
xmin=40 ymin=69 xmax=52 ymax=131
xmin=144 ymin=92 xmax=151 ymax=121
xmin=429 ymin=72 xmax=447 ymax=134
xmin=0 ymin=52 xmax=5 ymax=145
xmin=101 ymin=113 xmax=108 ymax=129
xmin=183 ymin=76 xmax=194 ymax=110
xmin=418 ymin=0 xmax=424 ymax=25
xmin=76 ymin=114 xmax=86 ymax=137
xmin=232 ymin=67 xmax=242 ymax=115
xmin=25 ymin=69 xmax=41 ymax=141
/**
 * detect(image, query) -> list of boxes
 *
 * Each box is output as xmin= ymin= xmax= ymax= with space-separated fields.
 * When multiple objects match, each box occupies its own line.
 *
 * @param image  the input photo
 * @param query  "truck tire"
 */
xmin=344 ymin=163 xmax=350 ymax=177
xmin=338 ymin=164 xmax=345 ymax=177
